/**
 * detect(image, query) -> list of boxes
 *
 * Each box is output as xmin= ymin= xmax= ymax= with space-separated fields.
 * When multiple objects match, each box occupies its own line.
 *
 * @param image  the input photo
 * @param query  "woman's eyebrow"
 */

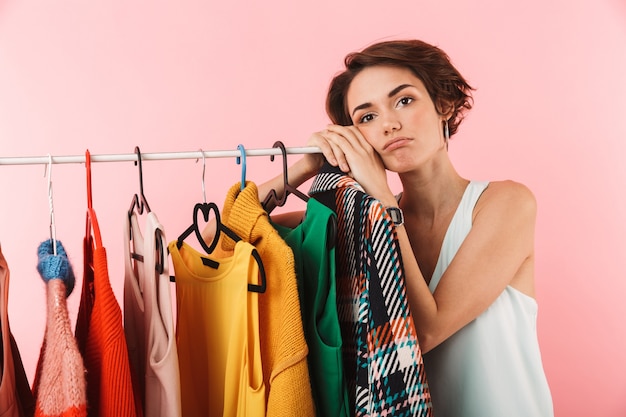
xmin=351 ymin=84 xmax=414 ymax=116
xmin=388 ymin=84 xmax=413 ymax=98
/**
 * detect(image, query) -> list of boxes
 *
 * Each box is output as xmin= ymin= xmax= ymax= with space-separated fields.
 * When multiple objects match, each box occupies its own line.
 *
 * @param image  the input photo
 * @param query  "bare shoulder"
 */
xmin=474 ymin=180 xmax=537 ymax=221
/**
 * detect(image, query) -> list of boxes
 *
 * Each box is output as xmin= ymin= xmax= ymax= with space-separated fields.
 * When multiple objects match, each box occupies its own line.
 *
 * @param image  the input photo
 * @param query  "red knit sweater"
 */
xmin=75 ymin=214 xmax=139 ymax=417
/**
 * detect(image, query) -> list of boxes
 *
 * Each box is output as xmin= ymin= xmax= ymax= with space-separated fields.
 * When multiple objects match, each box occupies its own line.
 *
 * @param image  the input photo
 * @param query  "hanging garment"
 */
xmin=0 ymin=246 xmax=36 ymax=417
xmin=169 ymin=239 xmax=265 ymax=417
xmin=219 ymin=182 xmax=315 ymax=417
xmin=32 ymin=239 xmax=87 ymax=417
xmin=271 ymin=198 xmax=350 ymax=417
xmin=309 ymin=163 xmax=432 ymax=417
xmin=421 ymin=181 xmax=554 ymax=417
xmin=124 ymin=212 xmax=181 ymax=417
xmin=75 ymin=210 xmax=138 ymax=417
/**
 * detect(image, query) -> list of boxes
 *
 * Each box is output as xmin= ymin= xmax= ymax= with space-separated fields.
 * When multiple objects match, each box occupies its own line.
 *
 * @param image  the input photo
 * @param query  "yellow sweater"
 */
xmin=219 ymin=182 xmax=315 ymax=417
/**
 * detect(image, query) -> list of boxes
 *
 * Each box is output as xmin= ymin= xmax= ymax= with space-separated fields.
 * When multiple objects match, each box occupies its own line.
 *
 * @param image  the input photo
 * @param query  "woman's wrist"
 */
xmin=293 ymin=154 xmax=323 ymax=184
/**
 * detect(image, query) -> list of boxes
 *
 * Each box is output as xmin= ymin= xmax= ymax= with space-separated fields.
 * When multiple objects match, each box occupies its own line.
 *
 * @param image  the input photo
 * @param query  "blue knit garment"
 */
xmin=37 ymin=239 xmax=75 ymax=296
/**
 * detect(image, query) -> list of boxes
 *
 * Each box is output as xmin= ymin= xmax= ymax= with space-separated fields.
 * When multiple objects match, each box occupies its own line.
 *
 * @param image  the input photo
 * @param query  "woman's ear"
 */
xmin=435 ymin=99 xmax=454 ymax=119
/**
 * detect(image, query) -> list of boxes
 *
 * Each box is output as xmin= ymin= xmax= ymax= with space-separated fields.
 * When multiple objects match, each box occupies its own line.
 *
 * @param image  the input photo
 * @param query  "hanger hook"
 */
xmin=270 ymin=141 xmax=289 ymax=204
xmin=134 ymin=147 xmax=148 ymax=214
xmin=85 ymin=149 xmax=93 ymax=209
xmin=197 ymin=148 xmax=207 ymax=203
xmin=44 ymin=154 xmax=57 ymax=255
xmin=272 ymin=141 xmax=289 ymax=188
xmin=236 ymin=144 xmax=247 ymax=191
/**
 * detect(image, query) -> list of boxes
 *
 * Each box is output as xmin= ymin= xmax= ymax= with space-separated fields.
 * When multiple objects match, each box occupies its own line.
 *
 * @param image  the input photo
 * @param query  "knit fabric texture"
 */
xmin=33 ymin=239 xmax=87 ymax=417
xmin=75 ymin=215 xmax=139 ymax=417
xmin=36 ymin=239 xmax=75 ymax=296
xmin=219 ymin=182 xmax=315 ymax=417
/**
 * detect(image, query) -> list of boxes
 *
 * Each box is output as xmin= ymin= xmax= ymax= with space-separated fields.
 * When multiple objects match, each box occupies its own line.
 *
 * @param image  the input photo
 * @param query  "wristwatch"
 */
xmin=386 ymin=207 xmax=404 ymax=226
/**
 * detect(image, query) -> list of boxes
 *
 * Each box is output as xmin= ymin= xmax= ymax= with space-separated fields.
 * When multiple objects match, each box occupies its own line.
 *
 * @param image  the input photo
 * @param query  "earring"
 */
xmin=443 ymin=119 xmax=450 ymax=150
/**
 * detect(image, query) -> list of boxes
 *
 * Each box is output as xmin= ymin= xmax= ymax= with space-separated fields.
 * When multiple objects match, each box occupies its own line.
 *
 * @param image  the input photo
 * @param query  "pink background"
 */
xmin=1 ymin=0 xmax=625 ymax=415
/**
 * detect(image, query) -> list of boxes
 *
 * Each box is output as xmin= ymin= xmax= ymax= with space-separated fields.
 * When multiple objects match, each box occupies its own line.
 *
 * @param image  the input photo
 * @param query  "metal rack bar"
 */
xmin=0 ymin=146 xmax=322 ymax=166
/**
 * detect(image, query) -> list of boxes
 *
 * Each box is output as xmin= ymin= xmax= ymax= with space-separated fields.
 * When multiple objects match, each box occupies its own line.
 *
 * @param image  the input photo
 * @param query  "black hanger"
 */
xmin=127 ymin=147 xmax=165 ymax=274
xmin=128 ymin=146 xmax=151 ymax=218
xmin=262 ymin=141 xmax=309 ymax=213
xmin=174 ymin=202 xmax=266 ymax=293
xmin=262 ymin=142 xmax=337 ymax=250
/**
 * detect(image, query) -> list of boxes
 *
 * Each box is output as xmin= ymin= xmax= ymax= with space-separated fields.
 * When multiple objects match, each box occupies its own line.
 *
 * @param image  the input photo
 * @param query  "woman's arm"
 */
xmin=316 ymin=124 xmax=537 ymax=353
xmin=399 ymin=181 xmax=537 ymax=352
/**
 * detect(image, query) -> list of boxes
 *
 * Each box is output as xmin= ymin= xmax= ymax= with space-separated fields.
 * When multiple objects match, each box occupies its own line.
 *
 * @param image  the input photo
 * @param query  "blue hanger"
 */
xmin=236 ymin=144 xmax=246 ymax=191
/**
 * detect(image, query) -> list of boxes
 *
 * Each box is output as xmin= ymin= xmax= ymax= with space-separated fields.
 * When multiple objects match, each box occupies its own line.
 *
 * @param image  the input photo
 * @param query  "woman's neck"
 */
xmin=398 ymin=160 xmax=468 ymax=223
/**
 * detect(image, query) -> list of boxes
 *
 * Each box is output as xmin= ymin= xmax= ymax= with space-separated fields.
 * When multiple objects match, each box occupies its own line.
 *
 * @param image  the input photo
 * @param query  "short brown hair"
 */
xmin=326 ymin=39 xmax=474 ymax=137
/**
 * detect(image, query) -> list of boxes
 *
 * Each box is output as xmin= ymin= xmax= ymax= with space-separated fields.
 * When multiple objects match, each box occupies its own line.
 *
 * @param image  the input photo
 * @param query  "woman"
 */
xmin=260 ymin=39 xmax=554 ymax=417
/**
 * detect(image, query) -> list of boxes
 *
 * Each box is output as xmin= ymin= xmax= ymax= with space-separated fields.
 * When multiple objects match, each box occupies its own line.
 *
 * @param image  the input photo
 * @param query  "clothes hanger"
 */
xmin=262 ymin=140 xmax=310 ymax=213
xmin=44 ymin=154 xmax=58 ymax=255
xmin=128 ymin=146 xmax=151 ymax=219
xmin=236 ymin=144 xmax=246 ymax=191
xmin=127 ymin=147 xmax=165 ymax=273
xmin=198 ymin=148 xmax=207 ymax=204
xmin=85 ymin=149 xmax=102 ymax=249
xmin=263 ymin=141 xmax=337 ymax=249
xmin=174 ymin=150 xmax=266 ymax=293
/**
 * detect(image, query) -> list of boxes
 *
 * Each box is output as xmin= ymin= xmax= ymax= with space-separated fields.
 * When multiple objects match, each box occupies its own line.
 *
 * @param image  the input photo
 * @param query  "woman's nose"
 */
xmin=383 ymin=116 xmax=401 ymax=134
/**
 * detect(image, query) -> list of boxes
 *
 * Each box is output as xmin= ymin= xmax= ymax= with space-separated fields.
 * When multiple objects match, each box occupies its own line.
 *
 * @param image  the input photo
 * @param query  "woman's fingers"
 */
xmin=308 ymin=130 xmax=351 ymax=172
xmin=322 ymin=125 xmax=393 ymax=200
xmin=306 ymin=124 xmax=376 ymax=174
xmin=324 ymin=125 xmax=380 ymax=174
xmin=326 ymin=124 xmax=371 ymax=153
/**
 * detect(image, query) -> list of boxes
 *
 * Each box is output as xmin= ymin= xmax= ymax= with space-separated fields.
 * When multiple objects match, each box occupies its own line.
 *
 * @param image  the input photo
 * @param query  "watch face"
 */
xmin=387 ymin=207 xmax=403 ymax=225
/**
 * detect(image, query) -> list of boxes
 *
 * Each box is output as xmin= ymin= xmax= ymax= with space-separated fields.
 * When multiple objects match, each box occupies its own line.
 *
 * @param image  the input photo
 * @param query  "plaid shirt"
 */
xmin=310 ymin=164 xmax=432 ymax=417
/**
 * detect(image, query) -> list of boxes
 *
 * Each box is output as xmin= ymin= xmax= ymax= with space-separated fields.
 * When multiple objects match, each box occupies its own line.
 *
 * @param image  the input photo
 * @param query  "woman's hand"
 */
xmin=309 ymin=124 xmax=396 ymax=204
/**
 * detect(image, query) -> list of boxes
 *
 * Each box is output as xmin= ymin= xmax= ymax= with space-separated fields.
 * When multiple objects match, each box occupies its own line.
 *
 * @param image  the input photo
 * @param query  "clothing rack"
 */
xmin=0 ymin=146 xmax=322 ymax=166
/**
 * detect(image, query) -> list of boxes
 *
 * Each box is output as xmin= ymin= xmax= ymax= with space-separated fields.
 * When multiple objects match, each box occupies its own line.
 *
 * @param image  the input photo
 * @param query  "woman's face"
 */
xmin=346 ymin=65 xmax=447 ymax=173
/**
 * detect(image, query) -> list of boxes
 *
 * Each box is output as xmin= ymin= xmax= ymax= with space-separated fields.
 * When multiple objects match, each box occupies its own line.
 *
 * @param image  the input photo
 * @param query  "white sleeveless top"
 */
xmin=423 ymin=181 xmax=554 ymax=417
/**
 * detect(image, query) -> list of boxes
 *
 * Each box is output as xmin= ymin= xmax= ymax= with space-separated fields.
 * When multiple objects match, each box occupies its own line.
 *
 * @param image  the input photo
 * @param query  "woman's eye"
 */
xmin=397 ymin=97 xmax=413 ymax=107
xmin=359 ymin=113 xmax=375 ymax=123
